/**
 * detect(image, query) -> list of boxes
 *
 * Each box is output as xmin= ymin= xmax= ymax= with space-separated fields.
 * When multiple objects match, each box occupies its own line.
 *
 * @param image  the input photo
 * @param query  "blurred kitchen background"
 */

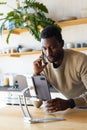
xmin=0 ymin=0 xmax=87 ymax=106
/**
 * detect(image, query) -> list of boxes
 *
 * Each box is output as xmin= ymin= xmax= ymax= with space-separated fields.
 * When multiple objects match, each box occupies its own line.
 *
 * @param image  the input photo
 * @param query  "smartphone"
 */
xmin=41 ymin=50 xmax=45 ymax=61
xmin=41 ymin=50 xmax=47 ymax=65
xmin=32 ymin=75 xmax=51 ymax=101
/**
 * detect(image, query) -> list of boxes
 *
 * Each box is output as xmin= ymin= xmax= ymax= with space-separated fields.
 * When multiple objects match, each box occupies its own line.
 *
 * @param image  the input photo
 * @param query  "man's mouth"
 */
xmin=47 ymin=56 xmax=56 ymax=62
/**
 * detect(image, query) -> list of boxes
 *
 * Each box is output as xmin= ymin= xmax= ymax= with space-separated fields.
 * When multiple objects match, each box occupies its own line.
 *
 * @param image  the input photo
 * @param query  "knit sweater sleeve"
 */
xmin=74 ymin=53 xmax=87 ymax=107
xmin=74 ymin=92 xmax=87 ymax=107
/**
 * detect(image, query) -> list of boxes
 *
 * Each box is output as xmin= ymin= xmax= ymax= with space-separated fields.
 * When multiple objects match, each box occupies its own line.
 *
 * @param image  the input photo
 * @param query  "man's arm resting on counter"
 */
xmin=73 ymin=92 xmax=87 ymax=108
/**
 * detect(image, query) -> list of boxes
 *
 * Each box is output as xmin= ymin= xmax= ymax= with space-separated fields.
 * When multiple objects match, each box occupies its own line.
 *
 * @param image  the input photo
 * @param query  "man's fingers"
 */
xmin=42 ymin=62 xmax=48 ymax=68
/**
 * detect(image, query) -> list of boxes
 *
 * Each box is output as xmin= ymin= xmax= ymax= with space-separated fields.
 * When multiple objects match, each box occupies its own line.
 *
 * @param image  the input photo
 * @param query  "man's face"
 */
xmin=41 ymin=36 xmax=64 ymax=63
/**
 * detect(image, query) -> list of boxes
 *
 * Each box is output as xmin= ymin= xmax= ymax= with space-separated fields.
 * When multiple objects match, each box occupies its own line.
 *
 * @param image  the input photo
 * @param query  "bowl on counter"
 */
xmin=19 ymin=47 xmax=33 ymax=52
xmin=58 ymin=16 xmax=77 ymax=22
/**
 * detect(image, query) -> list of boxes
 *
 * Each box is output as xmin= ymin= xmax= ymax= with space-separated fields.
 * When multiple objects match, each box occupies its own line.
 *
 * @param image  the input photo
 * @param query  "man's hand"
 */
xmin=33 ymin=56 xmax=48 ymax=75
xmin=45 ymin=98 xmax=71 ymax=113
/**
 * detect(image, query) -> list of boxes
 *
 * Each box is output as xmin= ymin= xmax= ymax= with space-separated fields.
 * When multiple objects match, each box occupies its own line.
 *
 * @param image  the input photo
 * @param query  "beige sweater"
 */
xmin=42 ymin=49 xmax=87 ymax=107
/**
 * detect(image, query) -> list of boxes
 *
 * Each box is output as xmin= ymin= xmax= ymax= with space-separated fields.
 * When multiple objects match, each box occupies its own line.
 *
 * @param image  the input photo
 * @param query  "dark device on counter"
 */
xmin=29 ymin=75 xmax=51 ymax=101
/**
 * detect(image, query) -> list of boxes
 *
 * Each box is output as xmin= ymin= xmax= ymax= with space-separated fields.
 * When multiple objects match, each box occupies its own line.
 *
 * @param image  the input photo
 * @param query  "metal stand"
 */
xmin=19 ymin=88 xmax=65 ymax=123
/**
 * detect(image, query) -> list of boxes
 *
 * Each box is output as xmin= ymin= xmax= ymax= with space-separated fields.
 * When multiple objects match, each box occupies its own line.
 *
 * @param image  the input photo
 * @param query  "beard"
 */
xmin=45 ymin=50 xmax=64 ymax=63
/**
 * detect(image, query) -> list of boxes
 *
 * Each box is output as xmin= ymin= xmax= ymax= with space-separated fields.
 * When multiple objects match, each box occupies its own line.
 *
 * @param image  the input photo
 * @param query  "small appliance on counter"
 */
xmin=0 ymin=74 xmax=31 ymax=105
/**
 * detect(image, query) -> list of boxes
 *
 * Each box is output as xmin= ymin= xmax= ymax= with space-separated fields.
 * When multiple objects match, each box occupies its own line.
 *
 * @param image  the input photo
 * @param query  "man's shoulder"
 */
xmin=64 ymin=49 xmax=87 ymax=57
xmin=64 ymin=49 xmax=87 ymax=64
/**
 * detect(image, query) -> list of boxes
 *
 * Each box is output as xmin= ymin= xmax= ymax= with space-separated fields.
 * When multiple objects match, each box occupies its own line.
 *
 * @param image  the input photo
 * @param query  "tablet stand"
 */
xmin=19 ymin=87 xmax=65 ymax=123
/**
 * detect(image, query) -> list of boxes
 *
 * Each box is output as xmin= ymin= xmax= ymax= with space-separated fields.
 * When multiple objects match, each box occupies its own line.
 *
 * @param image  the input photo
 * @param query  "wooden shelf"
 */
xmin=0 ymin=48 xmax=87 ymax=57
xmin=2 ymin=18 xmax=87 ymax=57
xmin=57 ymin=17 xmax=87 ymax=27
xmin=3 ymin=28 xmax=28 ymax=35
xmin=0 ymin=50 xmax=41 ymax=57
xmin=71 ymin=47 xmax=87 ymax=51
xmin=3 ymin=18 xmax=87 ymax=35
xmin=10 ymin=50 xmax=41 ymax=57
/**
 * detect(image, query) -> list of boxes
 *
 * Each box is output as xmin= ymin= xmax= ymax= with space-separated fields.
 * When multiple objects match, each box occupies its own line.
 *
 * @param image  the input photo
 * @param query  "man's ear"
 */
xmin=60 ymin=40 xmax=64 ymax=48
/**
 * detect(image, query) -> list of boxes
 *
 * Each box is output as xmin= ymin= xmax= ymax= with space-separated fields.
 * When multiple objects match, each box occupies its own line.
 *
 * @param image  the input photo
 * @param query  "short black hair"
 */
xmin=41 ymin=25 xmax=63 ymax=42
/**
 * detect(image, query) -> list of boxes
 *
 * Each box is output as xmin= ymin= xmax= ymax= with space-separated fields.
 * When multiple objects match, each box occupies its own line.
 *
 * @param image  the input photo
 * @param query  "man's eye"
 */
xmin=43 ymin=48 xmax=47 ymax=50
xmin=51 ymin=46 xmax=55 ymax=49
xmin=42 ymin=48 xmax=46 ymax=52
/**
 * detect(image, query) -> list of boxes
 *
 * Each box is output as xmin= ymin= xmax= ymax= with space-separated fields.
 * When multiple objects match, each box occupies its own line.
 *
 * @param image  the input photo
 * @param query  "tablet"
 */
xmin=27 ymin=75 xmax=51 ymax=101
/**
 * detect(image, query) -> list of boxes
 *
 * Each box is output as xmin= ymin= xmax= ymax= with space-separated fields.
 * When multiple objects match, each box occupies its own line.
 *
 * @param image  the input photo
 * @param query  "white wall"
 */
xmin=0 ymin=0 xmax=87 ymax=77
xmin=1 ymin=0 xmax=87 ymax=48
xmin=37 ymin=0 xmax=87 ymax=20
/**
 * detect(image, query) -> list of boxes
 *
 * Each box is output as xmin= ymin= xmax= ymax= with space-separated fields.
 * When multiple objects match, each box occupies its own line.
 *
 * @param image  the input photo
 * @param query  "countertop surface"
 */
xmin=0 ymin=105 xmax=87 ymax=130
